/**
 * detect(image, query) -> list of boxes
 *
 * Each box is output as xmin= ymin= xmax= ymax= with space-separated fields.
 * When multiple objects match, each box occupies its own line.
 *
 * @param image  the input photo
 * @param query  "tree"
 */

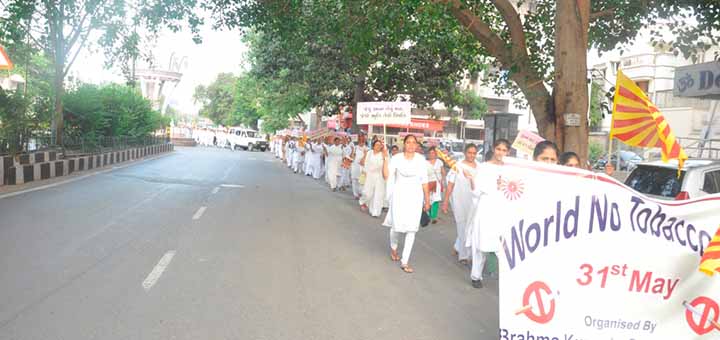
xmin=193 ymin=73 xmax=238 ymax=125
xmin=1 ymin=0 xmax=132 ymax=145
xmin=429 ymin=0 xmax=720 ymax=161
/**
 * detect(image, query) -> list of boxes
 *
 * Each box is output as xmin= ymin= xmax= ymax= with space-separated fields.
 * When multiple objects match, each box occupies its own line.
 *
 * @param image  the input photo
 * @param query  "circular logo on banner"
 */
xmin=519 ymin=281 xmax=556 ymax=324
xmin=686 ymin=296 xmax=720 ymax=335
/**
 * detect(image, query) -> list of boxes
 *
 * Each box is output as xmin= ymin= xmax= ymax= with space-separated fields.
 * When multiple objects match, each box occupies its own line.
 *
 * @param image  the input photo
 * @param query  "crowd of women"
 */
xmin=270 ymin=132 xmax=604 ymax=288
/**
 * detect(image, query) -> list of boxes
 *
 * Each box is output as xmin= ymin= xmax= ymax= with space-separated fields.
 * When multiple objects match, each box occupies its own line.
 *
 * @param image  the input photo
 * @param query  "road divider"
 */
xmin=2 ymin=143 xmax=174 ymax=186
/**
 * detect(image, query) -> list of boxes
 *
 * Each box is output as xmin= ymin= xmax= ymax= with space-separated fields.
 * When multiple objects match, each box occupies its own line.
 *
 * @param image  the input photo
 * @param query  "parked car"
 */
xmin=624 ymin=159 xmax=720 ymax=200
xmin=594 ymin=151 xmax=644 ymax=171
xmin=227 ymin=127 xmax=268 ymax=151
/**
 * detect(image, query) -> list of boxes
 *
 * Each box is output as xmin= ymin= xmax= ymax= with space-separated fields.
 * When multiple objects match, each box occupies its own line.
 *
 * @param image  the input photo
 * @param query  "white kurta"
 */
xmin=427 ymin=159 xmax=444 ymax=203
xmin=360 ymin=150 xmax=386 ymax=217
xmin=326 ymin=145 xmax=344 ymax=188
xmin=308 ymin=143 xmax=323 ymax=178
xmin=351 ymin=145 xmax=367 ymax=179
xmin=465 ymin=163 xmax=503 ymax=252
xmin=447 ymin=161 xmax=479 ymax=260
xmin=382 ymin=153 xmax=428 ymax=233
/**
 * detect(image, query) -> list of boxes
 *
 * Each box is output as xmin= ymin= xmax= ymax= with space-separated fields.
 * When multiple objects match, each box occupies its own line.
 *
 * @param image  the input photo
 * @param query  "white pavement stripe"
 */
xmin=220 ymin=184 xmax=245 ymax=188
xmin=142 ymin=251 xmax=176 ymax=291
xmin=248 ymin=157 xmax=257 ymax=161
xmin=192 ymin=206 xmax=207 ymax=220
xmin=211 ymin=186 xmax=220 ymax=194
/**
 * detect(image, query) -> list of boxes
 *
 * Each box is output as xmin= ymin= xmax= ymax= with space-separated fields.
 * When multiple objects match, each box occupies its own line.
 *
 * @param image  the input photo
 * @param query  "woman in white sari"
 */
xmin=359 ymin=139 xmax=387 ymax=217
xmin=382 ymin=135 xmax=430 ymax=273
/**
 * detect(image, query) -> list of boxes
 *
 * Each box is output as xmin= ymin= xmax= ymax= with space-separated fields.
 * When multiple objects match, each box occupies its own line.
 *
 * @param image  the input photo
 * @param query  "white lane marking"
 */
xmin=264 ymin=160 xmax=273 ymax=163
xmin=142 ymin=251 xmax=176 ymax=291
xmin=211 ymin=186 xmax=220 ymax=194
xmin=248 ymin=157 xmax=257 ymax=161
xmin=0 ymin=153 xmax=172 ymax=200
xmin=192 ymin=206 xmax=207 ymax=220
xmin=220 ymin=184 xmax=245 ymax=188
xmin=221 ymin=161 xmax=239 ymax=181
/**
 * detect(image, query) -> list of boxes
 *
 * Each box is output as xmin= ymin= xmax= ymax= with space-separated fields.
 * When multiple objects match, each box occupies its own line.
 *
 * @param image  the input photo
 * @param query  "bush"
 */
xmin=63 ymin=83 xmax=166 ymax=139
xmin=589 ymin=141 xmax=605 ymax=164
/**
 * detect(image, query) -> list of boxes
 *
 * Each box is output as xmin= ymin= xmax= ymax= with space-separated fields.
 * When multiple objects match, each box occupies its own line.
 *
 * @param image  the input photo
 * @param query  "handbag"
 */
xmin=420 ymin=209 xmax=431 ymax=227
xmin=359 ymin=172 xmax=366 ymax=185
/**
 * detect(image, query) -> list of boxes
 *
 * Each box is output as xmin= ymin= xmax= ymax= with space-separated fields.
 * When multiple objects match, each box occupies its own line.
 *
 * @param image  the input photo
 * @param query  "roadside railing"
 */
xmin=1 ymin=133 xmax=170 ymax=157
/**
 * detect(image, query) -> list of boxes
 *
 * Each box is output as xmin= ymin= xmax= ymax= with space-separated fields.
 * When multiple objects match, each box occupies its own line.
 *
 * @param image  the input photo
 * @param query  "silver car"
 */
xmin=624 ymin=159 xmax=720 ymax=200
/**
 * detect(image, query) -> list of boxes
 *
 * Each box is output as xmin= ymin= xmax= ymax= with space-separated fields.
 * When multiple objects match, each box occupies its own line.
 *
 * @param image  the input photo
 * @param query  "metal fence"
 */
xmin=1 ymin=133 xmax=169 ymax=157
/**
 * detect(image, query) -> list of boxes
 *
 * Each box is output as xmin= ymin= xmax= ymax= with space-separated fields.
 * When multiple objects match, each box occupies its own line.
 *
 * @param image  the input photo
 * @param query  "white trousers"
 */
xmin=352 ymin=178 xmax=362 ymax=197
xmin=471 ymin=250 xmax=488 ymax=281
xmin=390 ymin=230 xmax=416 ymax=266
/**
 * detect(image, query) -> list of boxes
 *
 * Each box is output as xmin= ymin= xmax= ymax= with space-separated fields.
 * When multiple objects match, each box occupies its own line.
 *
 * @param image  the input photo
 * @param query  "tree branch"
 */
xmin=433 ymin=0 xmax=512 ymax=64
xmin=63 ymin=30 xmax=91 ymax=77
xmin=490 ymin=0 xmax=528 ymax=60
xmin=590 ymin=8 xmax=614 ymax=20
xmin=64 ymin=0 xmax=112 ymax=56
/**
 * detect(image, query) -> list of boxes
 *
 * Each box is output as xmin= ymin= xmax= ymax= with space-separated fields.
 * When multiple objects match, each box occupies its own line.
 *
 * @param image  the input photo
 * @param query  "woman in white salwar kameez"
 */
xmin=308 ymin=140 xmax=324 ymax=179
xmin=382 ymin=135 xmax=430 ymax=273
xmin=464 ymin=139 xmax=509 ymax=289
xmin=359 ymin=140 xmax=387 ymax=217
xmin=442 ymin=144 xmax=479 ymax=264
xmin=351 ymin=134 xmax=368 ymax=199
xmin=323 ymin=137 xmax=344 ymax=191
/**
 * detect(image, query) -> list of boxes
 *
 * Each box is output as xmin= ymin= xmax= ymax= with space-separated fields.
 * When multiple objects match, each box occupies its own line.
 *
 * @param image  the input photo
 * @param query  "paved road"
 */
xmin=0 ymin=147 xmax=498 ymax=340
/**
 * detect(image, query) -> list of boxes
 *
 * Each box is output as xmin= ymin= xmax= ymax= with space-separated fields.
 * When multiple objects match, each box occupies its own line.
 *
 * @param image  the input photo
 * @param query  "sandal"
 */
xmin=390 ymin=249 xmax=400 ymax=262
xmin=400 ymin=264 xmax=414 ymax=273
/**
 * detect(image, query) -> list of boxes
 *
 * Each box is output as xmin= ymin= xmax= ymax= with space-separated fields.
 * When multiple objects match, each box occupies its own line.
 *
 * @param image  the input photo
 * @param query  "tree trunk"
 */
xmin=51 ymin=5 xmax=66 ymax=146
xmin=553 ymin=0 xmax=590 ymax=161
xmin=351 ymin=76 xmax=365 ymax=134
xmin=314 ymin=106 xmax=323 ymax=130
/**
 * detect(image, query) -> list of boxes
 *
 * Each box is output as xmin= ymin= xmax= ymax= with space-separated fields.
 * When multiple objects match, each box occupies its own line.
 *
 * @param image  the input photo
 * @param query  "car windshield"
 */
xmin=625 ymin=165 xmax=686 ymax=198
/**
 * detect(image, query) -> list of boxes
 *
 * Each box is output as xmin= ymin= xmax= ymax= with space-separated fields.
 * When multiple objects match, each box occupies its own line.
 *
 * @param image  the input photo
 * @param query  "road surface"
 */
xmin=0 ymin=147 xmax=498 ymax=340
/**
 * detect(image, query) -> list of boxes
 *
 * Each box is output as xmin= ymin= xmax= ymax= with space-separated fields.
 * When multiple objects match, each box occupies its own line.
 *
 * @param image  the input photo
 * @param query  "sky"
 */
xmin=71 ymin=25 xmax=248 ymax=116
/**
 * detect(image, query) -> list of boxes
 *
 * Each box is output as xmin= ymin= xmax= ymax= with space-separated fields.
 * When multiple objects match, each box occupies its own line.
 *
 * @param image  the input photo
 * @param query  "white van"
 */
xmin=227 ymin=127 xmax=268 ymax=151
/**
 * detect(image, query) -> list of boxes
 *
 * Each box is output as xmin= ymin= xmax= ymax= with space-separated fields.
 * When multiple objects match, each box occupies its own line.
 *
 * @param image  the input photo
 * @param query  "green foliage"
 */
xmin=589 ymin=82 xmax=607 ymax=129
xmin=0 ymin=89 xmax=40 ymax=154
xmin=589 ymin=141 xmax=605 ymax=164
xmin=63 ymin=84 xmax=166 ymax=139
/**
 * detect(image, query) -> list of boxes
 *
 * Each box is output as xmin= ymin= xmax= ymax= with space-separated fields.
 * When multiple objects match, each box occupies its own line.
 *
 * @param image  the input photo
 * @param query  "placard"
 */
xmin=511 ymin=130 xmax=545 ymax=155
xmin=356 ymin=101 xmax=411 ymax=125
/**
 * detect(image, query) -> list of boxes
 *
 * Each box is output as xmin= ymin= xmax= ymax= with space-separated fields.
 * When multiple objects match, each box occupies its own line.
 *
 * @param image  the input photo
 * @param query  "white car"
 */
xmin=624 ymin=159 xmax=720 ymax=200
xmin=227 ymin=127 xmax=268 ymax=152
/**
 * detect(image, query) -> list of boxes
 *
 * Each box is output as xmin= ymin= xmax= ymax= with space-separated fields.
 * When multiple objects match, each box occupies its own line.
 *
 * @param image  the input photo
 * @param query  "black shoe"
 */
xmin=472 ymin=280 xmax=484 ymax=289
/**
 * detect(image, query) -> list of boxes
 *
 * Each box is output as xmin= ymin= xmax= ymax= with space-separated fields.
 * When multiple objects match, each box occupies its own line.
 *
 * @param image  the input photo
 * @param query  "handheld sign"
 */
xmin=356 ymin=102 xmax=411 ymax=125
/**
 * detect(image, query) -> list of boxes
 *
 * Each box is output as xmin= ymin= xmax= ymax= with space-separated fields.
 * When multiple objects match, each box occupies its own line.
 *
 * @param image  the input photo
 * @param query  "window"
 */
xmin=247 ymin=131 xmax=257 ymax=138
xmin=702 ymin=170 xmax=720 ymax=194
xmin=625 ymin=165 xmax=686 ymax=198
xmin=636 ymin=80 xmax=649 ymax=94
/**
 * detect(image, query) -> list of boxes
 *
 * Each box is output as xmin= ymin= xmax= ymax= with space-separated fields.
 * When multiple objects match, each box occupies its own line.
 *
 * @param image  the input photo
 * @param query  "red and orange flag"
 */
xmin=700 ymin=226 xmax=720 ymax=276
xmin=610 ymin=70 xmax=687 ymax=173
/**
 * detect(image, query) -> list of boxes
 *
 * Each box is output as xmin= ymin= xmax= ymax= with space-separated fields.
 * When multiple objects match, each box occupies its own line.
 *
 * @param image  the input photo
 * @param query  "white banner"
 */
xmin=356 ymin=101 xmax=411 ymax=125
xmin=492 ymin=158 xmax=720 ymax=340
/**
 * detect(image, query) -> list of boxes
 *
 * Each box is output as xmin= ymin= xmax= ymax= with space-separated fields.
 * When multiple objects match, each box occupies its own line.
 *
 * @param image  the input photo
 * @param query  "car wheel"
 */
xmin=248 ymin=144 xmax=254 ymax=152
